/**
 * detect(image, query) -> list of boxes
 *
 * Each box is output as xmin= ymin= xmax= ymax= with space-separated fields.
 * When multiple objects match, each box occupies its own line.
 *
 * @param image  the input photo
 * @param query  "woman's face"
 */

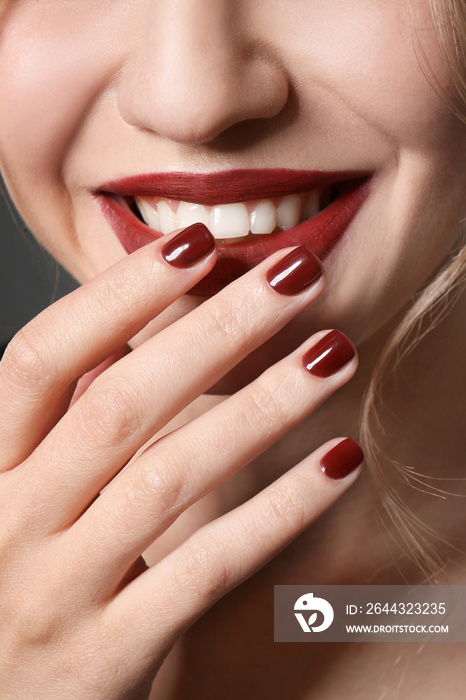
xmin=1 ymin=0 xmax=466 ymax=380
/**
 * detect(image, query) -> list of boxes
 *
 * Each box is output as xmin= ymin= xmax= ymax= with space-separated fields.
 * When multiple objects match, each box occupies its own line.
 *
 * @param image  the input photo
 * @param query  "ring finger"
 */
xmin=65 ymin=327 xmax=357 ymax=593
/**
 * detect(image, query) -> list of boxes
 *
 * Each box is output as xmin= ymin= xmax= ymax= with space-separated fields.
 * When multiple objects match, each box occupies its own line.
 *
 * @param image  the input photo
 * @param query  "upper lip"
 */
xmin=97 ymin=168 xmax=371 ymax=205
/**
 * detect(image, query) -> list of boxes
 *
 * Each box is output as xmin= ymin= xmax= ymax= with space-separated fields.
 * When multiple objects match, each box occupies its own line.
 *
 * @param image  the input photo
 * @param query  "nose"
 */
xmin=117 ymin=0 xmax=289 ymax=145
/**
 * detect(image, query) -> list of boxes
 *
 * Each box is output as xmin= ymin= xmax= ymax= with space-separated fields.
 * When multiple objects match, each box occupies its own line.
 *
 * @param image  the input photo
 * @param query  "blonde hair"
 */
xmin=361 ymin=0 xmax=466 ymax=578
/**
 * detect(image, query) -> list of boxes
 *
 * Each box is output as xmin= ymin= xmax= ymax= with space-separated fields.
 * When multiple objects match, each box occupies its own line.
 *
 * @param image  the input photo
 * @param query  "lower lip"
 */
xmin=97 ymin=177 xmax=371 ymax=296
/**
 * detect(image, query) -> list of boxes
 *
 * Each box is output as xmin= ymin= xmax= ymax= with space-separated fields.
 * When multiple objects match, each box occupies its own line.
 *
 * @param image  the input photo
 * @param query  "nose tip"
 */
xmin=117 ymin=3 xmax=289 ymax=145
xmin=140 ymin=56 xmax=288 ymax=145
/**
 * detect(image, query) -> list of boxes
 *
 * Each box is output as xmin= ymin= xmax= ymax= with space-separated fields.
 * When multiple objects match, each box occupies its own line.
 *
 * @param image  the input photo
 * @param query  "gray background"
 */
xmin=0 ymin=186 xmax=78 ymax=347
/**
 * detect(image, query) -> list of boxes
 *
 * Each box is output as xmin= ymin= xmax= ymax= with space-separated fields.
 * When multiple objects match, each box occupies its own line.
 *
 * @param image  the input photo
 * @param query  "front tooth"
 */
xmin=276 ymin=195 xmax=301 ymax=230
xmin=302 ymin=191 xmax=320 ymax=220
xmin=136 ymin=198 xmax=160 ymax=231
xmin=250 ymin=200 xmax=277 ymax=235
xmin=210 ymin=203 xmax=250 ymax=239
xmin=176 ymin=201 xmax=210 ymax=230
xmin=158 ymin=200 xmax=177 ymax=235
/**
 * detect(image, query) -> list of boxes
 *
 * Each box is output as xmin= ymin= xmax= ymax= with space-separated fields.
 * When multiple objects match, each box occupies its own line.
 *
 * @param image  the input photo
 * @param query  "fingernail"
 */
xmin=303 ymin=330 xmax=355 ymax=377
xmin=162 ymin=223 xmax=215 ymax=268
xmin=320 ymin=438 xmax=364 ymax=480
xmin=266 ymin=246 xmax=322 ymax=295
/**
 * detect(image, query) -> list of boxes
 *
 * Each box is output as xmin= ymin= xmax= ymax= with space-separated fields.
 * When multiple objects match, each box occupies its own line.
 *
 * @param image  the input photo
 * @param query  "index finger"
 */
xmin=0 ymin=223 xmax=216 ymax=468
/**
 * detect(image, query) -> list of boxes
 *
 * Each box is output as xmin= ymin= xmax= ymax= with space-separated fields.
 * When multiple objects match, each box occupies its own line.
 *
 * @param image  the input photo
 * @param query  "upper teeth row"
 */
xmin=135 ymin=191 xmax=323 ymax=240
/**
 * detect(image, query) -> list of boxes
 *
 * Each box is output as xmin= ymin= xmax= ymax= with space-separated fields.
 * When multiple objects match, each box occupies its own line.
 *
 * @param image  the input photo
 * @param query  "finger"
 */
xmin=105 ymin=438 xmax=363 ymax=666
xmin=21 ymin=246 xmax=325 ymax=529
xmin=67 ymin=328 xmax=357 ymax=591
xmin=68 ymin=344 xmax=131 ymax=408
xmin=0 ymin=224 xmax=216 ymax=468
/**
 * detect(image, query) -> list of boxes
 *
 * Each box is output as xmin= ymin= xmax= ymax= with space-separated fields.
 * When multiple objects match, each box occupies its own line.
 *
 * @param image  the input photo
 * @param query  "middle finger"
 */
xmin=20 ymin=245 xmax=324 ymax=530
xmin=68 ymin=327 xmax=357 ymax=589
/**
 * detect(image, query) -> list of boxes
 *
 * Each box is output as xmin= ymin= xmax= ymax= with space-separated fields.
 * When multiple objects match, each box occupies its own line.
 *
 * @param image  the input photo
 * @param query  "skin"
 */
xmin=0 ymin=0 xmax=465 ymax=698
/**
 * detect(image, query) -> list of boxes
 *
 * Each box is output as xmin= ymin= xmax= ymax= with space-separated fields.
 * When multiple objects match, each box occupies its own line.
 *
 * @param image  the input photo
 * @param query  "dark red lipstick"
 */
xmin=96 ymin=169 xmax=372 ymax=295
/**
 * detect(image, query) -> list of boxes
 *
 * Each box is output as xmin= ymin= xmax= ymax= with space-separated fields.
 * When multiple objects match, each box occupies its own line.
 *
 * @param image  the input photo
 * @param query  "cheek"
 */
xmin=268 ymin=2 xmax=466 ymax=338
xmin=266 ymin=0 xmax=456 ymax=149
xmin=0 ymin=5 xmax=122 ymax=246
xmin=335 ymin=21 xmax=455 ymax=151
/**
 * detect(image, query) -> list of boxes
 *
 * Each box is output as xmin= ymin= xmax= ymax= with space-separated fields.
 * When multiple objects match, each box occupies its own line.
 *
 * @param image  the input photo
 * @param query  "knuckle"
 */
xmin=90 ymin=265 xmax=146 ymax=316
xmin=78 ymin=379 xmax=145 ymax=446
xmin=1 ymin=325 xmax=54 ymax=389
xmin=195 ymin=292 xmax=257 ymax=353
xmin=243 ymin=371 xmax=297 ymax=432
xmin=197 ymin=298 xmax=239 ymax=346
xmin=187 ymin=283 xmax=273 ymax=365
xmin=9 ymin=599 xmax=55 ymax=648
xmin=263 ymin=483 xmax=306 ymax=533
xmin=176 ymin=532 xmax=229 ymax=600
xmin=117 ymin=455 xmax=187 ymax=521
xmin=3 ymin=575 xmax=67 ymax=649
xmin=137 ymin=454 xmax=186 ymax=514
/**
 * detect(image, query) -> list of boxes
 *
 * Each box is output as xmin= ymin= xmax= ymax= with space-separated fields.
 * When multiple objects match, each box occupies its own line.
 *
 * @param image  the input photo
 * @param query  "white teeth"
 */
xmin=276 ymin=195 xmax=301 ymax=230
xmin=250 ymin=200 xmax=277 ymax=235
xmin=136 ymin=199 xmax=160 ymax=231
xmin=158 ymin=200 xmax=177 ymax=235
xmin=176 ymin=201 xmax=210 ymax=230
xmin=135 ymin=188 xmax=327 ymax=241
xmin=210 ymin=203 xmax=250 ymax=239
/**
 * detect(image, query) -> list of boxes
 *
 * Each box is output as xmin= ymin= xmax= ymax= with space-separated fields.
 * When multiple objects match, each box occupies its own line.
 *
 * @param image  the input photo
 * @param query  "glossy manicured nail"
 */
xmin=320 ymin=438 xmax=364 ymax=480
xmin=162 ymin=223 xmax=215 ymax=268
xmin=266 ymin=246 xmax=322 ymax=295
xmin=303 ymin=330 xmax=355 ymax=377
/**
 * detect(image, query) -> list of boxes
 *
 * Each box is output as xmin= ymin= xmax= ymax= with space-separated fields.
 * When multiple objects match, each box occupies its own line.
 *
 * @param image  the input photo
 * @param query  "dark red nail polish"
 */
xmin=266 ymin=246 xmax=322 ymax=295
xmin=320 ymin=438 xmax=364 ymax=480
xmin=303 ymin=330 xmax=355 ymax=377
xmin=162 ymin=223 xmax=215 ymax=268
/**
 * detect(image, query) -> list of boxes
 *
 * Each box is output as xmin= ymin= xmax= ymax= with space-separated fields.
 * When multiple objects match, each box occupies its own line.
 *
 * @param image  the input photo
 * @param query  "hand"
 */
xmin=0 ymin=224 xmax=362 ymax=699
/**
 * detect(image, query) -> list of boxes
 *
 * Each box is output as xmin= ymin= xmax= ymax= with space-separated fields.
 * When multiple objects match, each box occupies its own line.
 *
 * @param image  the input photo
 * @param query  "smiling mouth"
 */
xmin=130 ymin=186 xmax=339 ymax=242
xmin=97 ymin=169 xmax=372 ymax=295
